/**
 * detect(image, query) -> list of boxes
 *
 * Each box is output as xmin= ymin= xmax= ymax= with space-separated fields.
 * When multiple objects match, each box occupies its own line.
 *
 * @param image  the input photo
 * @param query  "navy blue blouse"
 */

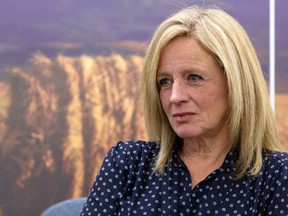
xmin=81 ymin=140 xmax=288 ymax=215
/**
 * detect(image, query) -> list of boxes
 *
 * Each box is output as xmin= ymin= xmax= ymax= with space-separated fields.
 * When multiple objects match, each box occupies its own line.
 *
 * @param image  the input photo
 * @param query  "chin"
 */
xmin=171 ymin=123 xmax=206 ymax=139
xmin=175 ymin=130 xmax=203 ymax=140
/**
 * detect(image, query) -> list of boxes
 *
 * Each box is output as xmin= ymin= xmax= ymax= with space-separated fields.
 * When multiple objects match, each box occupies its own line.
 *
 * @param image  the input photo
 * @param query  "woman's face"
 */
xmin=157 ymin=37 xmax=229 ymax=140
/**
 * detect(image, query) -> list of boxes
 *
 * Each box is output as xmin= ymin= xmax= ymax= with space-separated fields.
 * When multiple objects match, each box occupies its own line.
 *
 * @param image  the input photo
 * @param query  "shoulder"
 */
xmin=261 ymin=151 xmax=288 ymax=177
xmin=110 ymin=140 xmax=159 ymax=157
xmin=263 ymin=151 xmax=288 ymax=167
xmin=106 ymin=140 xmax=160 ymax=168
xmin=112 ymin=140 xmax=159 ymax=153
xmin=258 ymin=151 xmax=288 ymax=212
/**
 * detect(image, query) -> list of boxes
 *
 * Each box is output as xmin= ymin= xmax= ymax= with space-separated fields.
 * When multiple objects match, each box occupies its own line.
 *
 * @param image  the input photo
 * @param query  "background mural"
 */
xmin=0 ymin=0 xmax=287 ymax=215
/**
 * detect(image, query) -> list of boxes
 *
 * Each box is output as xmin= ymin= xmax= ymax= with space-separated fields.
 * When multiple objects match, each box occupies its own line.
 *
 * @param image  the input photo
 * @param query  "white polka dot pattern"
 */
xmin=80 ymin=141 xmax=288 ymax=215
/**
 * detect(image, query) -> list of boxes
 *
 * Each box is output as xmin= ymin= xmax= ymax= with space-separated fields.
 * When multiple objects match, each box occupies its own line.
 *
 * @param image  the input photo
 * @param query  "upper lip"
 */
xmin=172 ymin=112 xmax=196 ymax=117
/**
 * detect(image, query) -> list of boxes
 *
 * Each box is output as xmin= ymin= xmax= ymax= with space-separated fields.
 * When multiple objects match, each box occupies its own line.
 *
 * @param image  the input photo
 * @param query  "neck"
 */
xmin=180 ymin=140 xmax=231 ymax=167
xmin=181 ymin=124 xmax=232 ymax=161
xmin=179 ymin=128 xmax=232 ymax=188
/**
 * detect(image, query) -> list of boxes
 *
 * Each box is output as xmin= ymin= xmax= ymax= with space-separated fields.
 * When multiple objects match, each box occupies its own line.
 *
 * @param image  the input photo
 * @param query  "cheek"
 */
xmin=208 ymin=89 xmax=228 ymax=116
xmin=199 ymin=87 xmax=228 ymax=111
xmin=159 ymin=92 xmax=170 ymax=112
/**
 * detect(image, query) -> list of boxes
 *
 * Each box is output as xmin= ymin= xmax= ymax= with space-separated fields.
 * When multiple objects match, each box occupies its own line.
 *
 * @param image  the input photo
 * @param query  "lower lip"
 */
xmin=173 ymin=114 xmax=195 ymax=122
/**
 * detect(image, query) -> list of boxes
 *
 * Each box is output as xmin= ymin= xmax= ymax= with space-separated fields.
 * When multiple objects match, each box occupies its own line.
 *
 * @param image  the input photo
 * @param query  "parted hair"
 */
xmin=140 ymin=6 xmax=282 ymax=178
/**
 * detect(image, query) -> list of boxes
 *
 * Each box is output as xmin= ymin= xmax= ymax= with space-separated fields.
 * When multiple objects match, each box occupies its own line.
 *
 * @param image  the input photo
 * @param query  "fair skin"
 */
xmin=157 ymin=36 xmax=232 ymax=188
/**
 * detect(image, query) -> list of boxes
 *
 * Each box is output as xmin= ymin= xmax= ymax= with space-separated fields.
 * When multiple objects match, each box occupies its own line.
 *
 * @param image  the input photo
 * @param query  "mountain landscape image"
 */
xmin=0 ymin=0 xmax=287 ymax=215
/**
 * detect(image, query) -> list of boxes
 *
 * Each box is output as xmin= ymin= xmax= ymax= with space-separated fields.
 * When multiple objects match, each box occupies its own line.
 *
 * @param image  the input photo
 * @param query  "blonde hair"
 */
xmin=140 ymin=6 xmax=282 ymax=178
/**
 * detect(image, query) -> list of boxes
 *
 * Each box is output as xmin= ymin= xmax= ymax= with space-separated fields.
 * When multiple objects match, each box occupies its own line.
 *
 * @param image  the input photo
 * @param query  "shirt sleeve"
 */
xmin=80 ymin=142 xmax=134 ymax=216
xmin=265 ymin=153 xmax=288 ymax=215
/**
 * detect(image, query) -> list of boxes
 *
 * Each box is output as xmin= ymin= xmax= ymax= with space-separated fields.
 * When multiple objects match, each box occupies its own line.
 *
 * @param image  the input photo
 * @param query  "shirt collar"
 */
xmin=171 ymin=142 xmax=238 ymax=176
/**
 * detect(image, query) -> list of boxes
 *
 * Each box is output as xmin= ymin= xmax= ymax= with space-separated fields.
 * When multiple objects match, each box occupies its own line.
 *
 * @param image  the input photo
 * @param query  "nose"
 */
xmin=170 ymin=80 xmax=189 ymax=104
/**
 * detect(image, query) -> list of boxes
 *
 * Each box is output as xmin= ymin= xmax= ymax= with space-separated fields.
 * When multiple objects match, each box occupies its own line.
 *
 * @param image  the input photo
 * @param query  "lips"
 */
xmin=173 ymin=112 xmax=195 ymax=117
xmin=172 ymin=112 xmax=196 ymax=122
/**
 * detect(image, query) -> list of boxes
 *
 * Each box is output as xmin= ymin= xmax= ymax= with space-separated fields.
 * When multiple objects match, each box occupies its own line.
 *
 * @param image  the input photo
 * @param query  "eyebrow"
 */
xmin=157 ymin=67 xmax=204 ymax=76
xmin=156 ymin=71 xmax=170 ymax=77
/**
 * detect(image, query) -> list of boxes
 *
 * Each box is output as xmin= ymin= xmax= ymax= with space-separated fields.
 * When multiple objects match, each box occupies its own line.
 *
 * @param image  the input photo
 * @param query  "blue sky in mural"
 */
xmin=0 ymin=0 xmax=287 ymax=91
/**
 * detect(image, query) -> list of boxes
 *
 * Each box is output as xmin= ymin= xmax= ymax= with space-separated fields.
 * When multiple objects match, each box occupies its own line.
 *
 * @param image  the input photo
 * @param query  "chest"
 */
xmin=118 ymin=166 xmax=268 ymax=216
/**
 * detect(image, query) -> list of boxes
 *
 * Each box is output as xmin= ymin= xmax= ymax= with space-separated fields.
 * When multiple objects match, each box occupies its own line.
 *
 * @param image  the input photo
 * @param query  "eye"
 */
xmin=187 ymin=74 xmax=202 ymax=82
xmin=157 ymin=78 xmax=173 ymax=89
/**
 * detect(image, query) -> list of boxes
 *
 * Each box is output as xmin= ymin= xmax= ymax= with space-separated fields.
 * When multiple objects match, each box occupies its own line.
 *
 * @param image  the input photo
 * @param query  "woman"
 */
xmin=81 ymin=6 xmax=288 ymax=215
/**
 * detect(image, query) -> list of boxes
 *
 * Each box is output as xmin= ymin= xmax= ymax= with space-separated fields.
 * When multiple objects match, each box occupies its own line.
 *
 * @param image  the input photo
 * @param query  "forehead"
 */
xmin=158 ymin=36 xmax=219 ymax=73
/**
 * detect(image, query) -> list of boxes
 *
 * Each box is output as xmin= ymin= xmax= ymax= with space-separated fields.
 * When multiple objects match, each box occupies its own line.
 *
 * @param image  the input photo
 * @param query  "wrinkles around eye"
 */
xmin=187 ymin=74 xmax=202 ymax=81
xmin=158 ymin=78 xmax=173 ymax=88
